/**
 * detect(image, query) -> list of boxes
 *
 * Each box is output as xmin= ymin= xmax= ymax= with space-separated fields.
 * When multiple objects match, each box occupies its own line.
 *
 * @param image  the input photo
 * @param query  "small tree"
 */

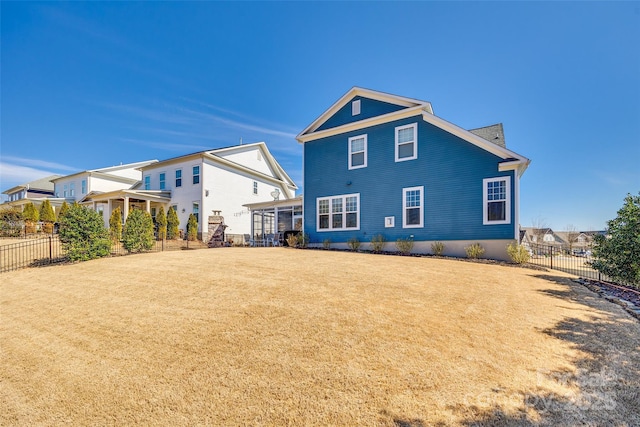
xmin=109 ymin=207 xmax=123 ymax=243
xmin=187 ymin=213 xmax=198 ymax=241
xmin=58 ymin=201 xmax=70 ymax=221
xmin=167 ymin=207 xmax=180 ymax=240
xmin=156 ymin=206 xmax=167 ymax=240
xmin=565 ymin=224 xmax=580 ymax=254
xmin=58 ymin=203 xmax=111 ymax=261
xmin=590 ymin=193 xmax=640 ymax=287
xmin=122 ymin=209 xmax=155 ymax=253
xmin=39 ymin=199 xmax=56 ymax=234
xmin=0 ymin=207 xmax=23 ymax=237
xmin=22 ymin=202 xmax=39 ymax=234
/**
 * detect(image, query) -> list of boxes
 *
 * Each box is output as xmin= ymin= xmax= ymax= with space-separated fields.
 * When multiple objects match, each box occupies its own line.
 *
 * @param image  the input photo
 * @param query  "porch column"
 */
xmin=123 ymin=197 xmax=130 ymax=222
xmin=145 ymin=199 xmax=151 ymax=213
xmin=108 ymin=199 xmax=113 ymax=219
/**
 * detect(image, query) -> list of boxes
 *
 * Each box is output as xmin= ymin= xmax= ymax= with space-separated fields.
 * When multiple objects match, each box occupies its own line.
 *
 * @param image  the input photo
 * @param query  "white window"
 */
xmin=81 ymin=179 xmax=87 ymax=195
xmin=63 ymin=184 xmax=68 ymax=197
xmin=144 ymin=175 xmax=151 ymax=190
xmin=395 ymin=123 xmax=418 ymax=162
xmin=483 ymin=176 xmax=511 ymax=225
xmin=403 ymin=186 xmax=423 ymax=228
xmin=159 ymin=173 xmax=166 ymax=190
xmin=316 ymin=193 xmax=359 ymax=231
xmin=192 ymin=166 xmax=200 ymax=184
xmin=253 ymin=181 xmax=258 ymax=195
xmin=69 ymin=182 xmax=75 ymax=197
xmin=348 ymin=134 xmax=367 ymax=169
xmin=175 ymin=169 xmax=182 ymax=187
xmin=352 ymin=99 xmax=361 ymax=116
xmin=544 ymin=233 xmax=554 ymax=242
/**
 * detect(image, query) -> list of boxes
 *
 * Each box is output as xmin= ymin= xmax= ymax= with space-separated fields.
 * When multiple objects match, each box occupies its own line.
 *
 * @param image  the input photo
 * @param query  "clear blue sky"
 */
xmin=1 ymin=1 xmax=638 ymax=231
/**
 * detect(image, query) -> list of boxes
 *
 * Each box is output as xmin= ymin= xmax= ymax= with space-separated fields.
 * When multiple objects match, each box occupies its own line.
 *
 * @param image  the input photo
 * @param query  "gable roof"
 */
xmin=139 ymin=142 xmax=298 ymax=192
xmin=2 ymin=175 xmax=61 ymax=195
xmin=50 ymin=160 xmax=157 ymax=183
xmin=297 ymin=87 xmax=530 ymax=176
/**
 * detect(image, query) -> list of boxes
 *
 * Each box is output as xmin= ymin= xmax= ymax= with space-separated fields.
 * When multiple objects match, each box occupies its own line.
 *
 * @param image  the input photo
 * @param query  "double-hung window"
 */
xmin=403 ymin=186 xmax=423 ymax=228
xmin=81 ymin=179 xmax=87 ymax=195
xmin=317 ymin=193 xmax=359 ymax=231
xmin=253 ymin=181 xmax=258 ymax=195
xmin=348 ymin=134 xmax=367 ymax=170
xmin=395 ymin=123 xmax=418 ymax=162
xmin=193 ymin=166 xmax=200 ymax=184
xmin=63 ymin=184 xmax=68 ymax=198
xmin=69 ymin=182 xmax=75 ymax=197
xmin=483 ymin=176 xmax=511 ymax=225
xmin=159 ymin=173 xmax=166 ymax=190
xmin=193 ymin=202 xmax=199 ymax=222
xmin=144 ymin=175 xmax=151 ymax=190
xmin=175 ymin=169 xmax=182 ymax=187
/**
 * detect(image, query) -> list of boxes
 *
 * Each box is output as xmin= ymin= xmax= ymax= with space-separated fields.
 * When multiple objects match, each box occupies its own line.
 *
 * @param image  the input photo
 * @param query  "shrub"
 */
xmin=39 ymin=200 xmax=56 ymax=234
xmin=296 ymin=232 xmax=309 ymax=248
xmin=167 ymin=207 xmax=180 ymax=240
xmin=0 ymin=207 xmax=23 ymax=237
xmin=465 ymin=243 xmax=485 ymax=259
xmin=58 ymin=201 xmax=70 ymax=220
xmin=431 ymin=241 xmax=445 ymax=256
xmin=347 ymin=237 xmax=361 ymax=251
xmin=58 ymin=203 xmax=111 ymax=261
xmin=396 ymin=237 xmax=414 ymax=255
xmin=322 ymin=238 xmax=331 ymax=249
xmin=109 ymin=207 xmax=122 ymax=243
xmin=156 ymin=206 xmax=167 ymax=240
xmin=123 ymin=209 xmax=155 ymax=253
xmin=370 ymin=234 xmax=386 ymax=253
xmin=22 ymin=202 xmax=39 ymax=234
xmin=590 ymin=193 xmax=640 ymax=287
xmin=286 ymin=233 xmax=299 ymax=247
xmin=187 ymin=213 xmax=198 ymax=241
xmin=507 ymin=242 xmax=530 ymax=264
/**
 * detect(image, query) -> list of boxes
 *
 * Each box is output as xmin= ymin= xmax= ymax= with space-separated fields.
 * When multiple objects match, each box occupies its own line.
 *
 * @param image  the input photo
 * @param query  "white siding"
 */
xmin=215 ymin=146 xmax=274 ymax=177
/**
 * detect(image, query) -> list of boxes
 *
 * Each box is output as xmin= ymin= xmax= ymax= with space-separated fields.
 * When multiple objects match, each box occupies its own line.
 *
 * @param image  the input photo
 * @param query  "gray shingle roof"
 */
xmin=468 ymin=123 xmax=506 ymax=148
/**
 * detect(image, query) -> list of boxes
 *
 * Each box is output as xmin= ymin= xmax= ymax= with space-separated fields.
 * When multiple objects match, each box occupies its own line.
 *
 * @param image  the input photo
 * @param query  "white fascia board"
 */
xmin=203 ymin=152 xmax=292 ymax=189
xmin=297 ymin=87 xmax=432 ymax=138
xmin=421 ymin=112 xmax=530 ymax=173
xmin=297 ymin=106 xmax=426 ymax=143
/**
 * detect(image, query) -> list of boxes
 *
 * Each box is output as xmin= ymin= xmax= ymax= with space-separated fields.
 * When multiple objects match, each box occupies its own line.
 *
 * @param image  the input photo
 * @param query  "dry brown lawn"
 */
xmin=1 ymin=248 xmax=639 ymax=426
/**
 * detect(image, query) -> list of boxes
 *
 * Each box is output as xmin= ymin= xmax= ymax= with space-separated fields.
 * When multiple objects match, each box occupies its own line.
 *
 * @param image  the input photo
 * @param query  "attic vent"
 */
xmin=352 ymin=100 xmax=361 ymax=116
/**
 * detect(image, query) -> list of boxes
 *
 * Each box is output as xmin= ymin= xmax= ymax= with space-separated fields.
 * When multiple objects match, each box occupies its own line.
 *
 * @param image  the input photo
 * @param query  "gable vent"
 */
xmin=352 ymin=100 xmax=361 ymax=116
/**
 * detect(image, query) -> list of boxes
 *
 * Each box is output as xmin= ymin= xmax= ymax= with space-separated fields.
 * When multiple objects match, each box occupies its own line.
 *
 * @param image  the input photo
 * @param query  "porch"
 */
xmin=244 ymin=195 xmax=303 ymax=246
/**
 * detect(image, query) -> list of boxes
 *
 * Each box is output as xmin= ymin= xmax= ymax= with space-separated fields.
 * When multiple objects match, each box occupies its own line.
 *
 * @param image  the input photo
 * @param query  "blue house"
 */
xmin=296 ymin=87 xmax=530 ymax=260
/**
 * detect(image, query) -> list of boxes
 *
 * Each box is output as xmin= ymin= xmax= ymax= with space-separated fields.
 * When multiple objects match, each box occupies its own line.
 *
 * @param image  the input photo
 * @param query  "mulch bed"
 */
xmin=576 ymin=278 xmax=640 ymax=321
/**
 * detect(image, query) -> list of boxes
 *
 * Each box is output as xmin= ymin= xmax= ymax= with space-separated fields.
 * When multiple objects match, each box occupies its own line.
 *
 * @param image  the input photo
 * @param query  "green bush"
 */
xmin=370 ymin=234 xmax=386 ymax=253
xmin=465 ymin=243 xmax=485 ymax=259
xmin=590 ymin=193 xmax=640 ymax=287
xmin=0 ymin=207 xmax=23 ymax=237
xmin=39 ymin=200 xmax=56 ymax=234
xmin=187 ymin=213 xmax=198 ymax=241
xmin=156 ymin=206 xmax=167 ymax=240
xmin=22 ymin=202 xmax=39 ymax=234
xmin=322 ymin=238 xmax=331 ymax=249
xmin=297 ymin=232 xmax=309 ymax=248
xmin=396 ymin=237 xmax=414 ymax=255
xmin=109 ymin=207 xmax=122 ymax=243
xmin=123 ymin=209 xmax=155 ymax=253
xmin=507 ymin=242 xmax=531 ymax=264
xmin=58 ymin=203 xmax=111 ymax=261
xmin=431 ymin=241 xmax=445 ymax=256
xmin=347 ymin=237 xmax=361 ymax=251
xmin=58 ymin=201 xmax=70 ymax=220
xmin=167 ymin=207 xmax=180 ymax=240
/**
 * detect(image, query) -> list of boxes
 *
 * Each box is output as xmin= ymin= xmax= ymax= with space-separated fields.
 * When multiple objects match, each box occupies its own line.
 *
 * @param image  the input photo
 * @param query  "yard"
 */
xmin=1 ymin=248 xmax=639 ymax=426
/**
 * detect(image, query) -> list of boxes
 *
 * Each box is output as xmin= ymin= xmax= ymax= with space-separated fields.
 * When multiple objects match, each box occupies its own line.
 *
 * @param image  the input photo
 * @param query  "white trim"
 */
xmin=316 ymin=193 xmax=360 ymax=232
xmin=402 ymin=186 xmax=424 ymax=228
xmin=297 ymin=87 xmax=433 ymax=138
xmin=483 ymin=176 xmax=511 ymax=225
xmin=395 ymin=123 xmax=418 ymax=162
xmin=348 ymin=134 xmax=368 ymax=170
xmin=514 ymin=174 xmax=520 ymax=241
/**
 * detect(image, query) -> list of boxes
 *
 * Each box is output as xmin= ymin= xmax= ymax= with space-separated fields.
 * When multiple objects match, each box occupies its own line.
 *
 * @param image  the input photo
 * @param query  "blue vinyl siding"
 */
xmin=304 ymin=115 xmax=515 ymax=244
xmin=316 ymin=96 xmax=406 ymax=132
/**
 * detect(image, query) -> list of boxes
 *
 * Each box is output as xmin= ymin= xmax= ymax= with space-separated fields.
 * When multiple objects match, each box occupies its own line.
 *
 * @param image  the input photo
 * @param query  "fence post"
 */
xmin=49 ymin=236 xmax=53 ymax=263
xmin=550 ymin=246 xmax=553 ymax=270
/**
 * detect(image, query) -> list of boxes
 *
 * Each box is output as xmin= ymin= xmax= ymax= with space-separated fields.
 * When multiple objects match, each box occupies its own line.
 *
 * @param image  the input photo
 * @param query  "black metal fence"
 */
xmin=0 ymin=236 xmax=208 ymax=273
xmin=527 ymin=243 xmax=617 ymax=283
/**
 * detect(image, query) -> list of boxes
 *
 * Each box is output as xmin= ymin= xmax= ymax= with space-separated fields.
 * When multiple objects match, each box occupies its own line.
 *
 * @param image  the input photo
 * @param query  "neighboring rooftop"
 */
xmin=2 ymin=175 xmax=61 ymax=195
xmin=468 ymin=123 xmax=506 ymax=148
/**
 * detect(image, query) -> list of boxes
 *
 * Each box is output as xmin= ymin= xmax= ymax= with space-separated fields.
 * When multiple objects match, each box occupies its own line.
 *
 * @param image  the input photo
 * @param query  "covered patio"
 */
xmin=243 ymin=195 xmax=302 ymax=246
xmin=81 ymin=189 xmax=172 ymax=228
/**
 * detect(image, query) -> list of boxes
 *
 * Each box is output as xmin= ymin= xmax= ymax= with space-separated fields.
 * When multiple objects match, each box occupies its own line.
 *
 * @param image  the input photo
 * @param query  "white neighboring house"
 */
xmin=1 ymin=175 xmax=61 ymax=209
xmin=133 ymin=142 xmax=297 ymax=242
xmin=52 ymin=160 xmax=158 ymax=223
